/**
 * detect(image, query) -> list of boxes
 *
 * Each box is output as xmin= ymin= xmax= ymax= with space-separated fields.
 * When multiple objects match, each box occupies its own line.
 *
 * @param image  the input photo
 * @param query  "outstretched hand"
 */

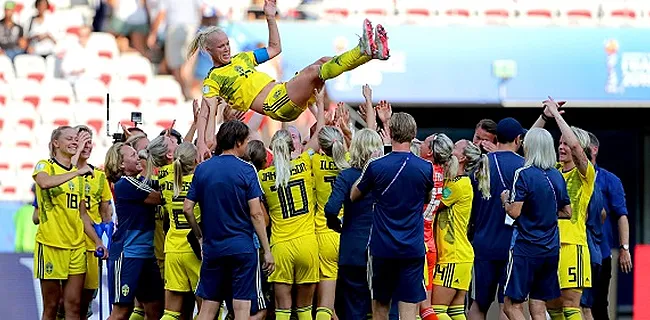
xmin=263 ymin=0 xmax=277 ymax=17
xmin=542 ymin=96 xmax=566 ymax=118
xmin=376 ymin=100 xmax=392 ymax=125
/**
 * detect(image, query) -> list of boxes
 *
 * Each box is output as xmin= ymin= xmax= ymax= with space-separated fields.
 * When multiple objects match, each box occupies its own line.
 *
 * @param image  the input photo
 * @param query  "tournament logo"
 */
xmin=442 ymin=187 xmax=452 ymax=199
xmin=202 ymin=85 xmax=210 ymax=94
xmin=604 ymin=39 xmax=620 ymax=94
xmin=35 ymin=162 xmax=45 ymax=172
xmin=45 ymin=262 xmax=53 ymax=275
xmin=121 ymin=284 xmax=130 ymax=297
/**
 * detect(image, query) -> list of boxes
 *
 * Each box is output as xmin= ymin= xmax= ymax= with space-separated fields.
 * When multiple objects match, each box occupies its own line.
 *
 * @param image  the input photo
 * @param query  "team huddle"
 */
xmin=29 ymin=1 xmax=632 ymax=320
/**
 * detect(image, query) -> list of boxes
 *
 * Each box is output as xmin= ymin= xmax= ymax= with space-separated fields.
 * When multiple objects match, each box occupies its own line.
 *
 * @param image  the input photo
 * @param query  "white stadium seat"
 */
xmin=0 ymin=55 xmax=15 ymax=83
xmin=146 ymin=76 xmax=184 ymax=106
xmin=40 ymin=103 xmax=76 ymax=127
xmin=87 ymin=32 xmax=119 ymax=60
xmin=42 ymin=78 xmax=75 ymax=105
xmin=5 ymin=101 xmax=39 ymax=130
xmin=110 ymin=79 xmax=146 ymax=108
xmin=14 ymin=54 xmax=48 ymax=82
xmin=75 ymin=78 xmax=108 ymax=105
xmin=116 ymin=53 xmax=153 ymax=85
xmin=10 ymin=78 xmax=42 ymax=108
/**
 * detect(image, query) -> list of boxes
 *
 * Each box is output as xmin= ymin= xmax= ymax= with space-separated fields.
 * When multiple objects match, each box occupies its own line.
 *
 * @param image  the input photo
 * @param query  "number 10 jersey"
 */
xmin=259 ymin=151 xmax=315 ymax=245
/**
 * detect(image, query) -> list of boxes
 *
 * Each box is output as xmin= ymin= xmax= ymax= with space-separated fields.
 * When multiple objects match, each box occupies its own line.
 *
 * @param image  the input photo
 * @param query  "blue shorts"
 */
xmin=108 ymin=256 xmax=163 ymax=305
xmin=471 ymin=259 xmax=508 ymax=312
xmin=224 ymin=252 xmax=268 ymax=315
xmin=504 ymin=254 xmax=560 ymax=302
xmin=335 ymin=265 xmax=372 ymax=320
xmin=369 ymin=256 xmax=426 ymax=304
xmin=196 ymin=252 xmax=258 ymax=303
xmin=581 ymin=262 xmax=602 ymax=308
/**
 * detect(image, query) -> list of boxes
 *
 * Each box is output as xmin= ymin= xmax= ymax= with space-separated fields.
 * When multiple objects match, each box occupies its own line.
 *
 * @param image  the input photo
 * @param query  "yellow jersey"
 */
xmin=82 ymin=167 xmax=113 ymax=251
xmin=202 ymin=51 xmax=274 ymax=112
xmin=557 ymin=162 xmax=595 ymax=246
xmin=33 ymin=159 xmax=86 ymax=249
xmin=160 ymin=172 xmax=201 ymax=253
xmin=436 ymin=176 xmax=474 ymax=264
xmin=259 ymin=151 xmax=315 ymax=245
xmin=153 ymin=164 xmax=174 ymax=260
xmin=311 ymin=152 xmax=349 ymax=234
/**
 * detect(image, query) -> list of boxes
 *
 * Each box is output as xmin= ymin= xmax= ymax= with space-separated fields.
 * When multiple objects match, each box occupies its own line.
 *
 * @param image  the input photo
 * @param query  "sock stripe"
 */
xmin=276 ymin=309 xmax=292 ymax=314
xmin=297 ymin=306 xmax=313 ymax=312
xmin=317 ymin=307 xmax=333 ymax=316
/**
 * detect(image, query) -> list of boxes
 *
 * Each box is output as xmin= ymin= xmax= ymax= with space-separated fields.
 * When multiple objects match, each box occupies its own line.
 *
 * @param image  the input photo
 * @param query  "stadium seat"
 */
xmin=146 ymin=76 xmax=184 ymax=106
xmin=10 ymin=79 xmax=42 ymax=108
xmin=34 ymin=124 xmax=57 ymax=146
xmin=40 ymin=103 xmax=76 ymax=127
xmin=110 ymin=79 xmax=146 ymax=108
xmin=4 ymin=102 xmax=39 ymax=130
xmin=14 ymin=54 xmax=47 ymax=82
xmin=601 ymin=2 xmax=640 ymax=27
xmin=396 ymin=0 xmax=433 ymax=22
xmin=116 ymin=53 xmax=153 ymax=85
xmin=479 ymin=1 xmax=515 ymax=25
xmin=87 ymin=32 xmax=119 ymax=60
xmin=515 ymin=2 xmax=557 ymax=25
xmin=0 ymin=55 xmax=15 ymax=83
xmin=321 ymin=1 xmax=351 ymax=20
xmin=55 ymin=7 xmax=84 ymax=37
xmin=43 ymin=79 xmax=75 ymax=105
xmin=108 ymin=102 xmax=138 ymax=128
xmin=4 ymin=125 xmax=36 ymax=149
xmin=560 ymin=2 xmax=599 ymax=26
xmin=0 ymin=82 xmax=10 ymax=106
xmin=435 ymin=1 xmax=477 ymax=25
xmin=0 ymin=182 xmax=20 ymax=201
xmin=355 ymin=0 xmax=394 ymax=17
xmin=0 ymin=157 xmax=15 ymax=181
xmin=74 ymin=78 xmax=108 ymax=105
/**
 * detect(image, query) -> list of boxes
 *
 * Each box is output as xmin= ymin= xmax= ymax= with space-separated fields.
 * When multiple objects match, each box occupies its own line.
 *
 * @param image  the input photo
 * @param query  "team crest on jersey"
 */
xmin=121 ymin=284 xmax=130 ymax=296
xmin=273 ymin=90 xmax=282 ymax=99
xmin=68 ymin=181 xmax=75 ymax=191
xmin=442 ymin=187 xmax=451 ymax=199
xmin=45 ymin=262 xmax=53 ymax=275
xmin=85 ymin=183 xmax=91 ymax=195
xmin=35 ymin=162 xmax=45 ymax=171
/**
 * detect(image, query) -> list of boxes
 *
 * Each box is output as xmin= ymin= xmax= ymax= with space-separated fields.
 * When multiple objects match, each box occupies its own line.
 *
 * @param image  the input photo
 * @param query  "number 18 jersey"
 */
xmin=33 ymin=159 xmax=86 ymax=249
xmin=259 ymin=151 xmax=315 ymax=245
xmin=160 ymin=171 xmax=202 ymax=253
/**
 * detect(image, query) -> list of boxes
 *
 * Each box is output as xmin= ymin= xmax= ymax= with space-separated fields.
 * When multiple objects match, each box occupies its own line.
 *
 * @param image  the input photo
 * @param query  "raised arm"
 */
xmin=264 ymin=0 xmax=282 ymax=59
xmin=304 ymin=88 xmax=326 ymax=152
xmin=544 ymin=97 xmax=589 ymax=175
xmin=531 ymin=100 xmax=566 ymax=129
xmin=184 ymin=100 xmax=200 ymax=143
xmin=196 ymin=98 xmax=213 ymax=162
xmin=362 ymin=84 xmax=376 ymax=130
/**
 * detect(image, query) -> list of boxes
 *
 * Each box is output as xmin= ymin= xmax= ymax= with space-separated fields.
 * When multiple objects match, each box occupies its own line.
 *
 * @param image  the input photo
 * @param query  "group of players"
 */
xmin=30 ymin=0 xmax=633 ymax=319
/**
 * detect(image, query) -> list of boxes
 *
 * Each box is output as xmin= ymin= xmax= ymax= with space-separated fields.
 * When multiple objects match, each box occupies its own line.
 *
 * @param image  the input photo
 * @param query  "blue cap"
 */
xmin=497 ymin=117 xmax=527 ymax=142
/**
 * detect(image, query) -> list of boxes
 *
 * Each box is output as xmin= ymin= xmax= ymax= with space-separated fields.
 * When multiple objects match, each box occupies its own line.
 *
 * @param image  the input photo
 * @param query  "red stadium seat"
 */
xmin=117 ymin=54 xmax=153 ymax=86
xmin=74 ymin=79 xmax=108 ymax=105
xmin=110 ymin=80 xmax=145 ymax=108
xmin=14 ymin=55 xmax=47 ymax=83
xmin=146 ymin=76 xmax=184 ymax=106
xmin=87 ymin=32 xmax=119 ymax=60
xmin=601 ymin=2 xmax=640 ymax=26
xmin=43 ymin=79 xmax=75 ymax=105
xmin=10 ymin=79 xmax=42 ymax=109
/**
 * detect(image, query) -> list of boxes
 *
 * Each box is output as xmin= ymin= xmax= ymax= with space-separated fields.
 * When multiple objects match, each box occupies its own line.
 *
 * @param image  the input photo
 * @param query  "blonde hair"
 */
xmin=524 ymin=128 xmax=556 ymax=170
xmin=270 ymin=130 xmax=294 ymax=189
xmin=142 ymin=135 xmax=170 ymax=181
xmin=410 ymin=140 xmax=422 ymax=157
xmin=173 ymin=143 xmax=197 ymax=198
xmin=126 ymin=133 xmax=147 ymax=149
xmin=389 ymin=112 xmax=417 ymax=143
xmin=49 ymin=125 xmax=74 ymax=158
xmin=460 ymin=140 xmax=491 ymax=199
xmin=429 ymin=133 xmax=459 ymax=180
xmin=187 ymin=26 xmax=223 ymax=60
xmin=105 ymin=142 xmax=126 ymax=183
xmin=318 ymin=126 xmax=350 ymax=170
xmin=74 ymin=125 xmax=93 ymax=139
xmin=349 ymin=129 xmax=383 ymax=169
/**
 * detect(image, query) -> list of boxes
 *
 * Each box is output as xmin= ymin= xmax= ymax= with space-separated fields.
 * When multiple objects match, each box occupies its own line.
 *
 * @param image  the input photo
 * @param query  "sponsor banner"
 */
xmin=227 ymin=22 xmax=650 ymax=105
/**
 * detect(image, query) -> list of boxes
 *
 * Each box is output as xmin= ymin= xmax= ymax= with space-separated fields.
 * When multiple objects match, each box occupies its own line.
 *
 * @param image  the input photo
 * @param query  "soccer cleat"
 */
xmin=374 ymin=24 xmax=390 ymax=60
xmin=360 ymin=18 xmax=377 ymax=57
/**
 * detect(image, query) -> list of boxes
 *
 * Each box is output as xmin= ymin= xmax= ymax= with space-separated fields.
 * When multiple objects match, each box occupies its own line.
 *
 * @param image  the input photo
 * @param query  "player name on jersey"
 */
xmin=260 ymin=162 xmax=308 ymax=182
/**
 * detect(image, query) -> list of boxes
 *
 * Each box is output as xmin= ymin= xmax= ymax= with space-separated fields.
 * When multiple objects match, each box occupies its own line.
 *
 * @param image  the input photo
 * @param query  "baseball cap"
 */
xmin=4 ymin=1 xmax=16 ymax=9
xmin=496 ymin=117 xmax=527 ymax=142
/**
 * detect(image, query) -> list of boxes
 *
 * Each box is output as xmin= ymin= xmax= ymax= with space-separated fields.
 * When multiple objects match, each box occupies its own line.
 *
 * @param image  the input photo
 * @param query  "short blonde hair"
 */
xmin=349 ymin=129 xmax=383 ymax=169
xmin=389 ymin=112 xmax=417 ymax=143
xmin=524 ymin=128 xmax=556 ymax=170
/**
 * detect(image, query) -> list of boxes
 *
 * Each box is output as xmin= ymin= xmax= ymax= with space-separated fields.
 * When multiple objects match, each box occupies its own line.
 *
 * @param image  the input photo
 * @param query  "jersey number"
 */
xmin=568 ymin=267 xmax=577 ymax=283
xmin=85 ymin=195 xmax=91 ymax=210
xmin=66 ymin=193 xmax=78 ymax=209
xmin=172 ymin=195 xmax=191 ymax=229
xmin=324 ymin=176 xmax=336 ymax=188
xmin=270 ymin=179 xmax=309 ymax=219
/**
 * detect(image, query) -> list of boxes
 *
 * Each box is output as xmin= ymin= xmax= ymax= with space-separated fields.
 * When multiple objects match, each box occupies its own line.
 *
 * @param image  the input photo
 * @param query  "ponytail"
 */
xmin=318 ymin=126 xmax=349 ymax=170
xmin=143 ymin=135 xmax=171 ymax=181
xmin=475 ymin=153 xmax=491 ymax=200
xmin=444 ymin=155 xmax=459 ymax=181
xmin=270 ymin=130 xmax=294 ymax=189
xmin=430 ymin=133 xmax=458 ymax=180
xmin=187 ymin=26 xmax=223 ymax=60
xmin=172 ymin=142 xmax=198 ymax=198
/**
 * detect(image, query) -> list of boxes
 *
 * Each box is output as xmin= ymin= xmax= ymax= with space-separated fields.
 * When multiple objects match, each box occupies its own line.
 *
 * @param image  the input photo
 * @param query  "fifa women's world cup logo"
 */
xmin=605 ymin=39 xmax=620 ymax=94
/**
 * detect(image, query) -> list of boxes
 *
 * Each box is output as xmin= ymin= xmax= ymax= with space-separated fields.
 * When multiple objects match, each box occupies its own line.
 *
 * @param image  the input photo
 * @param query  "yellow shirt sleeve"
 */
xmin=100 ymin=173 xmax=113 ymax=202
xmin=202 ymin=77 xmax=220 ymax=99
xmin=441 ymin=178 xmax=463 ymax=207
xmin=32 ymin=160 xmax=52 ymax=177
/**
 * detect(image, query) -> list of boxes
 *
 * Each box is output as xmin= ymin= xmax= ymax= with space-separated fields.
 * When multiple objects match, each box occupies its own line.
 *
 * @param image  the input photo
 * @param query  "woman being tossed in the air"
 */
xmin=189 ymin=0 xmax=389 ymax=125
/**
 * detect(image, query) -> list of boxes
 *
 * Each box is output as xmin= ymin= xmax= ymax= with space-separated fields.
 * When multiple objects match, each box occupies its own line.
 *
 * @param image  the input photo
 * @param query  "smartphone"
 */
xmin=131 ymin=111 xmax=143 ymax=124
